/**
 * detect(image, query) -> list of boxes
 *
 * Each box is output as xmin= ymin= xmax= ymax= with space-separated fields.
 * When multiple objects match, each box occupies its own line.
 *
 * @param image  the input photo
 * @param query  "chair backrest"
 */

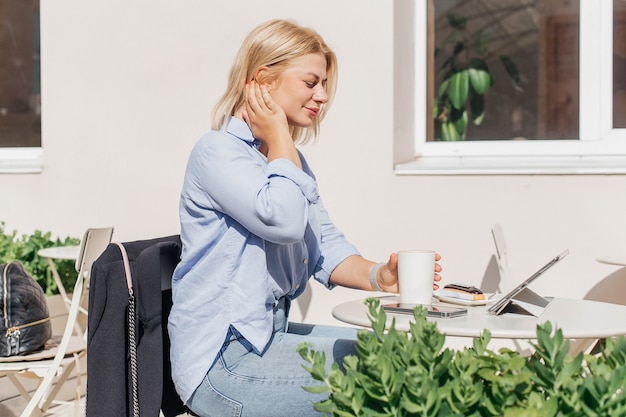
xmin=86 ymin=235 xmax=185 ymax=417
xmin=19 ymin=227 xmax=113 ymax=417
xmin=75 ymin=227 xmax=113 ymax=335
xmin=75 ymin=227 xmax=114 ymax=276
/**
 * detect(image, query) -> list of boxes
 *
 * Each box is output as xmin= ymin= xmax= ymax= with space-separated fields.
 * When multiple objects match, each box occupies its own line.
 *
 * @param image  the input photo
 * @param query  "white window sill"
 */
xmin=395 ymin=155 xmax=626 ymax=175
xmin=0 ymin=148 xmax=43 ymax=174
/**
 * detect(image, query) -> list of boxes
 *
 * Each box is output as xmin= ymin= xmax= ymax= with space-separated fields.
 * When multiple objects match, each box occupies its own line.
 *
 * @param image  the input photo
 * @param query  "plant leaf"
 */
xmin=468 ymin=68 xmax=491 ymax=95
xmin=302 ymin=385 xmax=330 ymax=394
xmin=447 ymin=13 xmax=466 ymax=31
xmin=438 ymin=78 xmax=450 ymax=98
xmin=450 ymin=108 xmax=468 ymax=140
xmin=441 ymin=121 xmax=462 ymax=141
xmin=448 ymin=71 xmax=469 ymax=110
xmin=500 ymin=55 xmax=521 ymax=85
xmin=470 ymin=92 xmax=485 ymax=125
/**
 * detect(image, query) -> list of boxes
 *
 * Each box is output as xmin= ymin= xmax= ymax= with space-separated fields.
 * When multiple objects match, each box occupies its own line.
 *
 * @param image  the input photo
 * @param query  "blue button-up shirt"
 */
xmin=168 ymin=117 xmax=359 ymax=402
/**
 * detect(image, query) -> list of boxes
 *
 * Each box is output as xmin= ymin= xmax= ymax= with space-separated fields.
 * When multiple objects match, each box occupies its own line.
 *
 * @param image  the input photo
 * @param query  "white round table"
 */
xmin=38 ymin=245 xmax=80 ymax=261
xmin=333 ymin=295 xmax=626 ymax=340
xmin=37 ymin=246 xmax=81 ymax=320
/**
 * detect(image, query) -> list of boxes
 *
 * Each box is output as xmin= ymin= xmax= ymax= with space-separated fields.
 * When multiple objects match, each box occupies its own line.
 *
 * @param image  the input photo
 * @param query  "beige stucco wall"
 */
xmin=1 ymin=0 xmax=625 ymax=330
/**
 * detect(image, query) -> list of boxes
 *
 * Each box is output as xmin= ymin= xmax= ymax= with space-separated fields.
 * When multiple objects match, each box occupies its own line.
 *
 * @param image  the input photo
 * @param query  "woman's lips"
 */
xmin=306 ymin=107 xmax=319 ymax=117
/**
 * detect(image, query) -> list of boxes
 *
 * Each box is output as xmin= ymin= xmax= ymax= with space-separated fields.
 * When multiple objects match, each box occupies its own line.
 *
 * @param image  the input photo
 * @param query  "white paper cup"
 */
xmin=397 ymin=250 xmax=436 ymax=305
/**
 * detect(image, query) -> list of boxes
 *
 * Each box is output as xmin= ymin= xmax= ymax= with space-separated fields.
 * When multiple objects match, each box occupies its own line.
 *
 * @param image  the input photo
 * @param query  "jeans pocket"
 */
xmin=188 ymin=373 xmax=242 ymax=417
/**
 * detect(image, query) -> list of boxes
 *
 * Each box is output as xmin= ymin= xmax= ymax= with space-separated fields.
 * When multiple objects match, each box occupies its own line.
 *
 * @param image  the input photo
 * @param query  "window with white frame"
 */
xmin=395 ymin=0 xmax=626 ymax=175
xmin=0 ymin=0 xmax=42 ymax=174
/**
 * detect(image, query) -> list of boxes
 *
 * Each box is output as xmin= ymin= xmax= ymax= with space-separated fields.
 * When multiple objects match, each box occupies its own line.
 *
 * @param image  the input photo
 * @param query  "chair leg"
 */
xmin=37 ymin=352 xmax=84 ymax=416
xmin=74 ymin=355 xmax=84 ymax=416
xmin=38 ymin=360 xmax=77 ymax=412
xmin=7 ymin=374 xmax=33 ymax=401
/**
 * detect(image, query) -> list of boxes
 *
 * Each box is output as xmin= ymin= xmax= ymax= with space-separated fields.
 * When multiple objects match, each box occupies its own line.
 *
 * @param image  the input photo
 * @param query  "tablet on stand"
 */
xmin=487 ymin=249 xmax=569 ymax=317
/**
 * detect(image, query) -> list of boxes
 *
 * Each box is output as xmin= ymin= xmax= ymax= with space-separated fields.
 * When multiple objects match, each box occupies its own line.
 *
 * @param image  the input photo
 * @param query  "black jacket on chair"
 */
xmin=86 ymin=235 xmax=187 ymax=417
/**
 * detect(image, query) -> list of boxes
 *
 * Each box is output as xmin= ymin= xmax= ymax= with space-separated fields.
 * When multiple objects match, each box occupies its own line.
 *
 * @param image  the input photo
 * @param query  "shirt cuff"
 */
xmin=314 ymin=247 xmax=361 ymax=289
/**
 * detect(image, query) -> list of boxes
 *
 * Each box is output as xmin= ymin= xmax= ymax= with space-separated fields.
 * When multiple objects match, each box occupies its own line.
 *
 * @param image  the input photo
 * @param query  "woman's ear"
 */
xmin=254 ymin=66 xmax=275 ymax=92
xmin=254 ymin=66 xmax=269 ymax=84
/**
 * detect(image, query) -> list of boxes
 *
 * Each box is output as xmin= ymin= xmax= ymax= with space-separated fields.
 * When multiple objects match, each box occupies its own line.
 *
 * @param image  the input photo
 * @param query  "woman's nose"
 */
xmin=313 ymin=85 xmax=328 ymax=103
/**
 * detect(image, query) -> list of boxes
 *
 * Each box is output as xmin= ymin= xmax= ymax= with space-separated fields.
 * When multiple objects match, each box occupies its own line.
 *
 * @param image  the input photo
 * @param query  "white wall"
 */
xmin=1 ymin=0 xmax=625 ymax=328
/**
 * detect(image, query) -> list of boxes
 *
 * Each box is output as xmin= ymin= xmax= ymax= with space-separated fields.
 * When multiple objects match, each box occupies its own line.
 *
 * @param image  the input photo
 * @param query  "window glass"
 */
xmin=430 ymin=0 xmax=580 ymax=141
xmin=0 ymin=0 xmax=41 ymax=148
xmin=615 ymin=0 xmax=626 ymax=128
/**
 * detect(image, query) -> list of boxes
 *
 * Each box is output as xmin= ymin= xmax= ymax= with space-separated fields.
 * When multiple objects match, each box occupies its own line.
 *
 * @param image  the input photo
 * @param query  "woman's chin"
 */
xmin=288 ymin=118 xmax=314 ymax=128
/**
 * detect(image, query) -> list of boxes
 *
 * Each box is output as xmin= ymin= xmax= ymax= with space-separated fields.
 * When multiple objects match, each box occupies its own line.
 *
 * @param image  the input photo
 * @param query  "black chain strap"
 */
xmin=128 ymin=293 xmax=139 ymax=417
xmin=115 ymin=242 xmax=140 ymax=417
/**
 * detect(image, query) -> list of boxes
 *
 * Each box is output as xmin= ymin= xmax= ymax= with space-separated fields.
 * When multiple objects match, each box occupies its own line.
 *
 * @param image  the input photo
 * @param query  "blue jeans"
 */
xmin=186 ymin=298 xmax=359 ymax=417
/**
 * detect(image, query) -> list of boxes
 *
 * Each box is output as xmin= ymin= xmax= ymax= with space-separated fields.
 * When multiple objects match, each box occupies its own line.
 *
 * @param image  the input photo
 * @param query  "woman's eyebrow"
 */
xmin=304 ymin=72 xmax=327 ymax=82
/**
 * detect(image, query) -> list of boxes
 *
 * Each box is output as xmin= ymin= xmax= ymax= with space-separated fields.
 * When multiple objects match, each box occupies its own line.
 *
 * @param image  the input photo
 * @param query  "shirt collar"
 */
xmin=225 ymin=117 xmax=260 ymax=148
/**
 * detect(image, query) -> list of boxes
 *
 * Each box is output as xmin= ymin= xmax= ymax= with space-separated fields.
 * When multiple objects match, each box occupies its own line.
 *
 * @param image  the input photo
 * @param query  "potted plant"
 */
xmin=299 ymin=298 xmax=626 ymax=416
xmin=434 ymin=12 xmax=521 ymax=141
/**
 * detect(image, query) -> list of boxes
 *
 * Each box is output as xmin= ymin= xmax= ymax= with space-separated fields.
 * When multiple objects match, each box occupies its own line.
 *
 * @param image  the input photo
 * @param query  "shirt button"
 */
xmin=295 ymin=283 xmax=300 ymax=290
xmin=303 ymin=258 xmax=308 ymax=264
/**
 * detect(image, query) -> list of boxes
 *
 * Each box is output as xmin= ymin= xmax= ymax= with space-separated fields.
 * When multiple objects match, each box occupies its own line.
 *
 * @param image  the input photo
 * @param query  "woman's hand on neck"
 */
xmin=241 ymin=81 xmax=301 ymax=169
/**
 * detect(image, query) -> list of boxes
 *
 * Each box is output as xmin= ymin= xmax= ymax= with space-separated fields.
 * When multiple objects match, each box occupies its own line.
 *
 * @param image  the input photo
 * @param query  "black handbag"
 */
xmin=0 ymin=261 xmax=52 ymax=356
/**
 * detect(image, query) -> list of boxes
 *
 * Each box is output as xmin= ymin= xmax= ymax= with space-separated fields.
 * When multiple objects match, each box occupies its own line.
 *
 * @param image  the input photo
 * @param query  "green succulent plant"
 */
xmin=299 ymin=297 xmax=626 ymax=416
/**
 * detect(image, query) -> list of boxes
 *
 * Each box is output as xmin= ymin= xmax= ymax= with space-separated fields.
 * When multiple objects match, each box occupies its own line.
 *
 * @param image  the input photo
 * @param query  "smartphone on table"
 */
xmin=383 ymin=302 xmax=467 ymax=318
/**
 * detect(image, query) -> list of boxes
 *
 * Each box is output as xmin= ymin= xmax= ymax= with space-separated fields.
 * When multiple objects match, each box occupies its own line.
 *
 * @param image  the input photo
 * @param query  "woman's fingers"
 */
xmin=433 ymin=253 xmax=442 ymax=289
xmin=245 ymin=82 xmax=259 ymax=115
xmin=245 ymin=81 xmax=274 ymax=118
xmin=258 ymin=84 xmax=273 ymax=110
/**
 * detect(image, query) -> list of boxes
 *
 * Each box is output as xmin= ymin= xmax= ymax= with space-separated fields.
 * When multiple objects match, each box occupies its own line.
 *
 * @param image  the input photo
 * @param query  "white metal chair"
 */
xmin=569 ymin=262 xmax=626 ymax=355
xmin=0 ymin=226 xmax=113 ymax=417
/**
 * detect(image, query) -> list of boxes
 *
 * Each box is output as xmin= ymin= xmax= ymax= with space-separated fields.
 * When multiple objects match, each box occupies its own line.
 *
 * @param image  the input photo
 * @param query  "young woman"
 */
xmin=168 ymin=19 xmax=442 ymax=417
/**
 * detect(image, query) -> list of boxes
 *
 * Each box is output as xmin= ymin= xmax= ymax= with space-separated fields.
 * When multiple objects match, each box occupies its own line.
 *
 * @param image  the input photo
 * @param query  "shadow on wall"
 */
xmin=480 ymin=255 xmax=501 ymax=294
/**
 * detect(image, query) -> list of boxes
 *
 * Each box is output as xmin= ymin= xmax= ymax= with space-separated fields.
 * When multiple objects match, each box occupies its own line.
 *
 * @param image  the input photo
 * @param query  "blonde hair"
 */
xmin=211 ymin=19 xmax=337 ymax=145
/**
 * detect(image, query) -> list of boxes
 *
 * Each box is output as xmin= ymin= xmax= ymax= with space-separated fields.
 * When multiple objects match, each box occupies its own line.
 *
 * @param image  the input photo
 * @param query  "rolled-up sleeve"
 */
xmin=266 ymin=159 xmax=319 ymax=203
xmin=185 ymin=128 xmax=319 ymax=245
